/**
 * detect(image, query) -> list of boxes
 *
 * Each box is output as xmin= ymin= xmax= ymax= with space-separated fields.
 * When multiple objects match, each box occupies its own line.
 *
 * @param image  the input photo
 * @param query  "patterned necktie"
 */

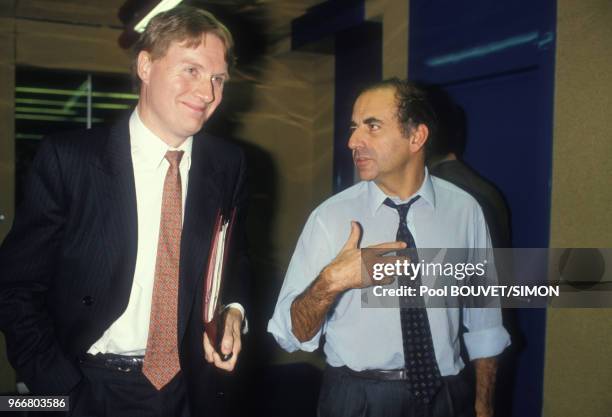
xmin=143 ymin=150 xmax=184 ymax=390
xmin=384 ymin=197 xmax=442 ymax=403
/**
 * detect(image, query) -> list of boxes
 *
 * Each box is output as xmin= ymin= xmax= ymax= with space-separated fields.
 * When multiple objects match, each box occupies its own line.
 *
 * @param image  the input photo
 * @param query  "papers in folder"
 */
xmin=203 ymin=208 xmax=236 ymax=324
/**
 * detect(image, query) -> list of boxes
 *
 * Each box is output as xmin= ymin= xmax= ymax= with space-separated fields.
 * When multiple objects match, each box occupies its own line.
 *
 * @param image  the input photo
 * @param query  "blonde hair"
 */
xmin=131 ymin=5 xmax=235 ymax=88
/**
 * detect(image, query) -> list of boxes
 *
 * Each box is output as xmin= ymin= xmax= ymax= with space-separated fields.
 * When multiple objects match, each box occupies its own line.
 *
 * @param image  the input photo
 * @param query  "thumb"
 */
xmin=341 ymin=221 xmax=362 ymax=251
xmin=221 ymin=329 xmax=234 ymax=355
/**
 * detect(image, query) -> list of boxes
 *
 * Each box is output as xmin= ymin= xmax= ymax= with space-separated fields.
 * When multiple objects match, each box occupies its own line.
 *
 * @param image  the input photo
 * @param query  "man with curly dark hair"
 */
xmin=269 ymin=78 xmax=509 ymax=417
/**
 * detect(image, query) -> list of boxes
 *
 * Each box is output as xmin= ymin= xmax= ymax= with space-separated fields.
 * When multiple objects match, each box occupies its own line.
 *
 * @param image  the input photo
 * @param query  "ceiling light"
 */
xmin=134 ymin=0 xmax=183 ymax=33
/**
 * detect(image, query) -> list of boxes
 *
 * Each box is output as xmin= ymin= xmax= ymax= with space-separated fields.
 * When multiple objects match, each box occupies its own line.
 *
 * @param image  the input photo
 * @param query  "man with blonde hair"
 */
xmin=0 ymin=6 xmax=248 ymax=416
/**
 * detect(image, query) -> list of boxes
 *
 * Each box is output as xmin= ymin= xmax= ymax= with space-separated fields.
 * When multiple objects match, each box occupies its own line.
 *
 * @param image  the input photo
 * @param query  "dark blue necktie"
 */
xmin=384 ymin=197 xmax=442 ymax=403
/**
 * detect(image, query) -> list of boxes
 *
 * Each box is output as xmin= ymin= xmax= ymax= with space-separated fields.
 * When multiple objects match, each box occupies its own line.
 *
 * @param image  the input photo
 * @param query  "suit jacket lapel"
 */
xmin=178 ymin=132 xmax=224 ymax=343
xmin=92 ymin=118 xmax=222 ymax=342
xmin=91 ymin=115 xmax=139 ymax=321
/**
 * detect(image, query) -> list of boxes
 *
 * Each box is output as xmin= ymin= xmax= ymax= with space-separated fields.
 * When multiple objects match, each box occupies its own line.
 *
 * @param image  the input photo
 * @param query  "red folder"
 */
xmin=203 ymin=207 xmax=237 ymax=349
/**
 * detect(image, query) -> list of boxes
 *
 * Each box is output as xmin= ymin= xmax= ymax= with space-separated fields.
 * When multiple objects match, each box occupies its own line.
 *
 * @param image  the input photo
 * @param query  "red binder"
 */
xmin=203 ymin=207 xmax=237 ymax=350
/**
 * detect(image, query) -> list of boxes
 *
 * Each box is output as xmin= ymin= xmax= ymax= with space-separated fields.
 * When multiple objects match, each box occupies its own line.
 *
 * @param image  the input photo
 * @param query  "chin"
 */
xmin=357 ymin=171 xmax=376 ymax=182
xmin=181 ymin=121 xmax=204 ymax=136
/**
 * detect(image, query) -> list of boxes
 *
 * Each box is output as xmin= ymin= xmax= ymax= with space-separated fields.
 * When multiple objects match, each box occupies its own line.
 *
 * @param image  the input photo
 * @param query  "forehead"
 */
xmin=164 ymin=33 xmax=227 ymax=64
xmin=352 ymin=87 xmax=397 ymax=119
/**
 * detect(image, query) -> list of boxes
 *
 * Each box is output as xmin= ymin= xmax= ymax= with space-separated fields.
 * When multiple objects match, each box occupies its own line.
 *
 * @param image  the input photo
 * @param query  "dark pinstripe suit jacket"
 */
xmin=0 ymin=114 xmax=249 ymax=414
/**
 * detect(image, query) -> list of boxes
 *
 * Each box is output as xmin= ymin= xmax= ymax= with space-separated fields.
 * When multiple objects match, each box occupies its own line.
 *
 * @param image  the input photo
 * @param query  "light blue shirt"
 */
xmin=267 ymin=169 xmax=511 ymax=375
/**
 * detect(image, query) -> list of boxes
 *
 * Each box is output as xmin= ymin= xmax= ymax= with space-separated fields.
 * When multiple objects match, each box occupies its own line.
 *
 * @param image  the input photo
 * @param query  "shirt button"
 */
xmin=82 ymin=296 xmax=94 ymax=306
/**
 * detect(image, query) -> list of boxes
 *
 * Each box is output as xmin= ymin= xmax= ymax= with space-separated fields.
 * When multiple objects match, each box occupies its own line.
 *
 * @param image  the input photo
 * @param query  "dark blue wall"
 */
xmin=408 ymin=1 xmax=556 ymax=416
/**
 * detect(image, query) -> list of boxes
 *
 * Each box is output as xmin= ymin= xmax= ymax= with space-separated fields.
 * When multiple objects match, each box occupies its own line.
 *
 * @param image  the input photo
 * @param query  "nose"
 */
xmin=348 ymin=128 xmax=363 ymax=150
xmin=195 ymin=78 xmax=215 ymax=104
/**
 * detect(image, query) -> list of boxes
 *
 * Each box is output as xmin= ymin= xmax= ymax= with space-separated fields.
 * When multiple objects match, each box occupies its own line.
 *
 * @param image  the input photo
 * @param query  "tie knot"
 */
xmin=165 ymin=150 xmax=184 ymax=169
xmin=383 ymin=196 xmax=421 ymax=218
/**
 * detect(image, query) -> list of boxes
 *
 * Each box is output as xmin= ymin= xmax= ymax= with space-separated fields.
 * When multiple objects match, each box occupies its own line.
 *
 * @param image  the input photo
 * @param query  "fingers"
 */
xmin=377 ymin=275 xmax=396 ymax=286
xmin=373 ymin=255 xmax=410 ymax=265
xmin=363 ymin=252 xmax=410 ymax=267
xmin=220 ymin=315 xmax=235 ymax=356
xmin=202 ymin=333 xmax=214 ymax=363
xmin=210 ymin=309 xmax=243 ymax=372
xmin=340 ymin=221 xmax=362 ymax=252
xmin=369 ymin=241 xmax=407 ymax=250
xmin=213 ymin=324 xmax=241 ymax=372
xmin=212 ymin=349 xmax=237 ymax=371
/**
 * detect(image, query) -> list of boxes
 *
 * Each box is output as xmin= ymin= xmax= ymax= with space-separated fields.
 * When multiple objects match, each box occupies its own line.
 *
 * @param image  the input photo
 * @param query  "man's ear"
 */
xmin=409 ymin=124 xmax=429 ymax=153
xmin=137 ymin=51 xmax=153 ymax=85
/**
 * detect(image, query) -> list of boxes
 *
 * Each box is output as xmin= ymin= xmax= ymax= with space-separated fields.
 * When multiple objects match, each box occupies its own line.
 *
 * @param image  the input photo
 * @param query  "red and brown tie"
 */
xmin=143 ymin=150 xmax=184 ymax=390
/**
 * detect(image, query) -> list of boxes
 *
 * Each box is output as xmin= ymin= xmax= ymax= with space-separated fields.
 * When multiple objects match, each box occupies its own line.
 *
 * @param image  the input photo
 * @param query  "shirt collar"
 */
xmin=129 ymin=109 xmax=193 ymax=169
xmin=367 ymin=167 xmax=437 ymax=215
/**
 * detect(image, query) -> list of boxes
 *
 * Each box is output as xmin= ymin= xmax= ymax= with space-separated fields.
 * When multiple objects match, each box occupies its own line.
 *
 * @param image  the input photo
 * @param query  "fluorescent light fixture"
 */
xmin=17 ymin=98 xmax=130 ymax=109
xmin=16 ymin=106 xmax=77 ymax=116
xmin=426 ymin=32 xmax=539 ymax=67
xmin=15 ymin=114 xmax=104 ymax=123
xmin=16 ymin=133 xmax=45 ymax=140
xmin=134 ymin=0 xmax=183 ymax=33
xmin=63 ymin=79 xmax=90 ymax=111
xmin=17 ymin=87 xmax=138 ymax=100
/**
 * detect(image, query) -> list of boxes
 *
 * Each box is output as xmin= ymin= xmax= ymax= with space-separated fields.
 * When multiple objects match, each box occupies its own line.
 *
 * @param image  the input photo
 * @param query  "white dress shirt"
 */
xmin=268 ymin=169 xmax=510 ymax=375
xmin=89 ymin=109 xmax=243 ymax=355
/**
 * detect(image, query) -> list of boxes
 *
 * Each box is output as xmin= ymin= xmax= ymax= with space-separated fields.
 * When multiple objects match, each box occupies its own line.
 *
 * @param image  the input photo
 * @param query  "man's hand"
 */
xmin=290 ymin=221 xmax=406 ymax=342
xmin=322 ymin=221 xmax=406 ymax=292
xmin=203 ymin=307 xmax=243 ymax=372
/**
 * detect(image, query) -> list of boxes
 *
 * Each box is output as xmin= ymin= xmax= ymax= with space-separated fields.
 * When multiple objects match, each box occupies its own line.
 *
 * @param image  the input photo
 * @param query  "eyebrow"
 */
xmin=363 ymin=117 xmax=383 ymax=124
xmin=180 ymin=60 xmax=230 ymax=79
xmin=350 ymin=116 xmax=384 ymax=127
xmin=181 ymin=60 xmax=204 ymax=69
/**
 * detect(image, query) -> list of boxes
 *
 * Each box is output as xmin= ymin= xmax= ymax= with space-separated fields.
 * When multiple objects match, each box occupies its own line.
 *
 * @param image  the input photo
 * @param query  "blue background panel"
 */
xmin=444 ymin=69 xmax=552 ymax=248
xmin=409 ymin=1 xmax=556 ymax=416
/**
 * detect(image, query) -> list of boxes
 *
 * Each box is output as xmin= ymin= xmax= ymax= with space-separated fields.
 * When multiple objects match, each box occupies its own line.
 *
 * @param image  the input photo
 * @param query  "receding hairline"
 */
xmin=360 ymin=83 xmax=398 ymax=96
xmin=354 ymin=86 xmax=402 ymax=118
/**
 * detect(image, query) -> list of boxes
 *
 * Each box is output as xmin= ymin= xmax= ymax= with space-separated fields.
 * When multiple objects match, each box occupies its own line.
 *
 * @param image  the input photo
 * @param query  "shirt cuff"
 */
xmin=464 ymin=325 xmax=511 ymax=360
xmin=267 ymin=314 xmax=322 ymax=353
xmin=225 ymin=303 xmax=248 ymax=334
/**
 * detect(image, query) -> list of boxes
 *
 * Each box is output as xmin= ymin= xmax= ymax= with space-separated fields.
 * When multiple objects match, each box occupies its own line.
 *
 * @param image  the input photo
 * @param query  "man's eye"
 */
xmin=186 ymin=67 xmax=198 ymax=76
xmin=212 ymin=76 xmax=225 ymax=85
xmin=368 ymin=123 xmax=381 ymax=131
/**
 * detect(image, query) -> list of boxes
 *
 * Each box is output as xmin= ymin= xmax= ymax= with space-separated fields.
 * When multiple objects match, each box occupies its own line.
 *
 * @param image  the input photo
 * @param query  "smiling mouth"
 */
xmin=182 ymin=102 xmax=206 ymax=113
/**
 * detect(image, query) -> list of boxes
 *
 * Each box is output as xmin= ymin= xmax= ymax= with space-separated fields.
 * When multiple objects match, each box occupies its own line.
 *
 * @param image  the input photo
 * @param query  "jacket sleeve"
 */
xmin=0 ymin=138 xmax=81 ymax=394
xmin=221 ymin=149 xmax=250 ymax=318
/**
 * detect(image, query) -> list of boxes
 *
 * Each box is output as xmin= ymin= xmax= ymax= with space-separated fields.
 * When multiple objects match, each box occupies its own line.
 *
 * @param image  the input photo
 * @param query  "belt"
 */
xmin=339 ymin=366 xmax=465 ymax=383
xmin=80 ymin=353 xmax=144 ymax=373
xmin=340 ymin=366 xmax=411 ymax=381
